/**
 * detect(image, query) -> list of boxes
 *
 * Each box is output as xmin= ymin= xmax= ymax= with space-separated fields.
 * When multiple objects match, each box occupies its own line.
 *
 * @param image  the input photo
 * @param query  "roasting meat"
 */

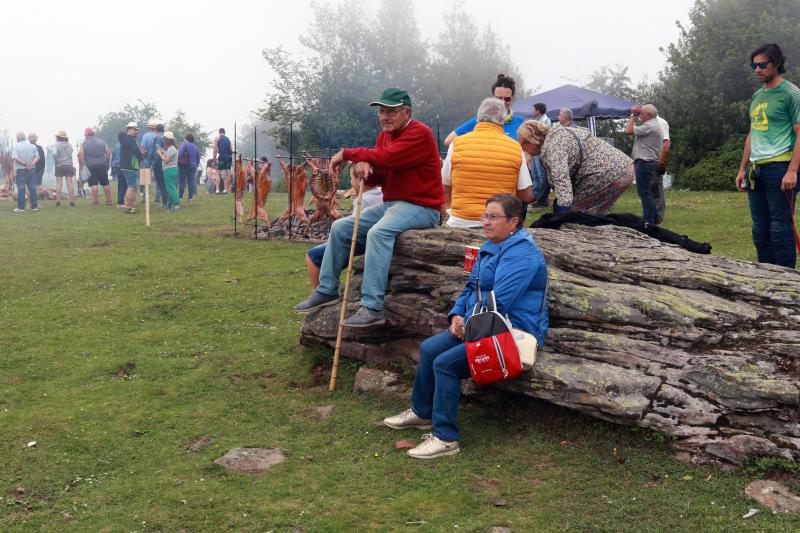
xmin=246 ymin=161 xmax=272 ymax=226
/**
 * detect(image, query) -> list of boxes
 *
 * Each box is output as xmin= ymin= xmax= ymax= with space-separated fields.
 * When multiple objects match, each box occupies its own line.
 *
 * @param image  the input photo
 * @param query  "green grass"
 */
xmin=0 ymin=188 xmax=794 ymax=532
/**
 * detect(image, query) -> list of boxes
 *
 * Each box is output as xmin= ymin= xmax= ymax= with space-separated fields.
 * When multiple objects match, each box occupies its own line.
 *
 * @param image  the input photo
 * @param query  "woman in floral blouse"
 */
xmin=517 ymin=121 xmax=634 ymax=215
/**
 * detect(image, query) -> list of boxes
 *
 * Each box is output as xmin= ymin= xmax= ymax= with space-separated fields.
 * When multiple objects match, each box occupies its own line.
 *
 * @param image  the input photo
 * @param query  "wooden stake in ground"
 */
xmin=140 ymin=168 xmax=152 ymax=227
xmin=329 ymin=185 xmax=365 ymax=391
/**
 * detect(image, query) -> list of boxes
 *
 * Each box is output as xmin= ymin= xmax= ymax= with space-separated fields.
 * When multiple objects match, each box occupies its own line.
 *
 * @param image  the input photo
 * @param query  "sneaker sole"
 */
xmin=293 ymin=297 xmax=341 ymax=314
xmin=383 ymin=421 xmax=432 ymax=430
xmin=342 ymin=318 xmax=386 ymax=328
xmin=407 ymin=447 xmax=460 ymax=460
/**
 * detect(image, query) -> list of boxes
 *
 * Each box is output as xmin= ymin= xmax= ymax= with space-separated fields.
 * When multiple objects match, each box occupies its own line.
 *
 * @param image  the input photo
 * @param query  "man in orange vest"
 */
xmin=441 ymin=98 xmax=533 ymax=227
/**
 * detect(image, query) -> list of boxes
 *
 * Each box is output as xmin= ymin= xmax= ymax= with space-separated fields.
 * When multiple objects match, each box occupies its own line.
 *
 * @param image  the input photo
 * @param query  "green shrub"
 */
xmin=674 ymin=136 xmax=745 ymax=191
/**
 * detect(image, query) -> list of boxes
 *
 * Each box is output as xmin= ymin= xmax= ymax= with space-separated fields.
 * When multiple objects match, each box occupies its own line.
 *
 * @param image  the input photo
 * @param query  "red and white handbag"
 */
xmin=464 ymin=287 xmax=524 ymax=386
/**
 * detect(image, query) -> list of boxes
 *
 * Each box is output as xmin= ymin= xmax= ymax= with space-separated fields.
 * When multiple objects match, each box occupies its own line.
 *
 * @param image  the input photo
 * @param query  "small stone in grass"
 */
xmin=311 ymin=404 xmax=335 ymax=419
xmin=186 ymin=435 xmax=211 ymax=452
xmin=213 ymin=448 xmax=286 ymax=474
xmin=395 ymin=440 xmax=416 ymax=450
xmin=492 ymin=497 xmax=508 ymax=507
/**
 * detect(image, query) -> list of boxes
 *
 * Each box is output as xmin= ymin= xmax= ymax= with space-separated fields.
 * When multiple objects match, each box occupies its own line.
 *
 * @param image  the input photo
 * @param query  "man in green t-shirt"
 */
xmin=735 ymin=43 xmax=800 ymax=269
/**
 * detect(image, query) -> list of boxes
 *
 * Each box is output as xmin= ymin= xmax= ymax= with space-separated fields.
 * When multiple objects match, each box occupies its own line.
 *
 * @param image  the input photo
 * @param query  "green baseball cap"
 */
xmin=369 ymin=87 xmax=411 ymax=108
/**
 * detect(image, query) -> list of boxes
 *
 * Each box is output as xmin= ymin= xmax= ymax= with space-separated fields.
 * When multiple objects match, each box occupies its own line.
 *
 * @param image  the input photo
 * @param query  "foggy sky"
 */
xmin=1 ymin=0 xmax=694 ymax=148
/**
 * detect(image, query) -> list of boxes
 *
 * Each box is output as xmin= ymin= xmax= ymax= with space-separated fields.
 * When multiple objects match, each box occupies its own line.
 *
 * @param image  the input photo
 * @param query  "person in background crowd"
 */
xmin=531 ymin=103 xmax=552 ymax=207
xmin=205 ymin=159 xmax=220 ymax=194
xmin=532 ymin=103 xmax=551 ymax=127
xmin=157 ymin=131 xmax=181 ymax=211
xmin=444 ymin=74 xmax=524 ymax=145
xmin=214 ymin=128 xmax=233 ymax=193
xmin=141 ymin=119 xmax=167 ymax=207
xmin=11 ymin=132 xmax=40 ymax=212
xmin=645 ymin=102 xmax=671 ymax=225
xmin=28 ymin=133 xmax=46 ymax=201
xmin=120 ymin=122 xmax=141 ymax=214
xmin=112 ymin=132 xmax=126 ymax=207
xmin=383 ymin=194 xmax=548 ymax=459
xmin=441 ymin=97 xmax=532 ymax=228
xmin=558 ymin=108 xmax=576 ymax=128
xmin=294 ymin=87 xmax=443 ymax=328
xmin=78 ymin=128 xmax=112 ymax=206
xmin=626 ymin=103 xmax=664 ymax=225
xmin=518 ymin=120 xmax=634 ymax=215
xmin=735 ymin=43 xmax=800 ymax=269
xmin=178 ymin=133 xmax=200 ymax=202
xmin=53 ymin=130 xmax=76 ymax=207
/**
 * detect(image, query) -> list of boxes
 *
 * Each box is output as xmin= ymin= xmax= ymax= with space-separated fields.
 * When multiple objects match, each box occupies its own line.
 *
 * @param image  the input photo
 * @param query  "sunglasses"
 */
xmin=750 ymin=61 xmax=771 ymax=70
xmin=495 ymin=96 xmax=513 ymax=102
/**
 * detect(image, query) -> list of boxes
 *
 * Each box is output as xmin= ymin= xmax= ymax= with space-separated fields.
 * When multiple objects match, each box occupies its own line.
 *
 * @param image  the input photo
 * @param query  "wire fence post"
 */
xmin=288 ymin=120 xmax=294 ymax=241
xmin=233 ymin=121 xmax=238 ymax=237
xmin=253 ymin=125 xmax=258 ymax=240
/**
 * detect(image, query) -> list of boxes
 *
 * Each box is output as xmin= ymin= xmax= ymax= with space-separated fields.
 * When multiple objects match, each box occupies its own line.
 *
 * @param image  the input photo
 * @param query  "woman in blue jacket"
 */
xmin=384 ymin=194 xmax=549 ymax=459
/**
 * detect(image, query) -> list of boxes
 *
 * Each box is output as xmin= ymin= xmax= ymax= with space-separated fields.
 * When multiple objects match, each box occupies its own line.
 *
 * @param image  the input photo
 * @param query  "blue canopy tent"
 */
xmin=512 ymin=84 xmax=635 ymax=135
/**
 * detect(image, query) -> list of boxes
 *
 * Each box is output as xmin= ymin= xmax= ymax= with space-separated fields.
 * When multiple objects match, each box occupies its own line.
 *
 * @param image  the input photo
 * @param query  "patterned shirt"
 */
xmin=540 ymin=127 xmax=632 ymax=207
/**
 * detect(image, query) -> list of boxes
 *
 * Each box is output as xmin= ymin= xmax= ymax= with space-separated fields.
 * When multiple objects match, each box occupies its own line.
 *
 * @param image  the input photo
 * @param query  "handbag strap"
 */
xmin=563 ymin=128 xmax=584 ymax=182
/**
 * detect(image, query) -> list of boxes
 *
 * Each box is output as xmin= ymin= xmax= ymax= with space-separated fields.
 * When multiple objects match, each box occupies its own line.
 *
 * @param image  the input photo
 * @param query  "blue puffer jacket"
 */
xmin=449 ymin=229 xmax=549 ymax=346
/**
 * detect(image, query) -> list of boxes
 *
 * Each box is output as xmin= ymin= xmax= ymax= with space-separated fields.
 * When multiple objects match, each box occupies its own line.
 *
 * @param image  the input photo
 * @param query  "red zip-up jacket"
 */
xmin=342 ymin=119 xmax=444 ymax=208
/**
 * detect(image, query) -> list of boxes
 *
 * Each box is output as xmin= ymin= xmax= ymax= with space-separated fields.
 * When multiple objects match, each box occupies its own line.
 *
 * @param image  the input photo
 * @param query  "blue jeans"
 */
xmin=15 ymin=168 xmax=37 ymax=210
xmin=307 ymin=242 xmax=366 ymax=267
xmin=747 ymin=162 xmax=798 ymax=268
xmin=411 ymin=331 xmax=471 ymax=442
xmin=634 ymin=159 xmax=659 ymax=224
xmin=317 ymin=200 xmax=440 ymax=311
xmin=178 ymin=164 xmax=196 ymax=200
xmin=113 ymin=167 xmax=127 ymax=205
xmin=531 ymin=155 xmax=550 ymax=203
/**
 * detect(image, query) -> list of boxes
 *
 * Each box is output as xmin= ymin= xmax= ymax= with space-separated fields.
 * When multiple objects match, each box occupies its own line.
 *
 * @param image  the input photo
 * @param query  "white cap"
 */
xmin=163 ymin=131 xmax=175 ymax=140
xmin=126 ymin=121 xmax=139 ymax=129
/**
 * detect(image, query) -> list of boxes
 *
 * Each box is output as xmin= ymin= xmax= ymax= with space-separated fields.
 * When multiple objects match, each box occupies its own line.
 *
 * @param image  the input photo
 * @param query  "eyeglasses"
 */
xmin=495 ymin=96 xmax=513 ymax=103
xmin=479 ymin=214 xmax=511 ymax=222
xmin=750 ymin=61 xmax=771 ymax=70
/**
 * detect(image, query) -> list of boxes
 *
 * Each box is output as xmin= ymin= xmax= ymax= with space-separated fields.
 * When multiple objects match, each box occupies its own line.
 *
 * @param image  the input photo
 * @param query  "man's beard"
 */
xmin=761 ymin=71 xmax=777 ymax=84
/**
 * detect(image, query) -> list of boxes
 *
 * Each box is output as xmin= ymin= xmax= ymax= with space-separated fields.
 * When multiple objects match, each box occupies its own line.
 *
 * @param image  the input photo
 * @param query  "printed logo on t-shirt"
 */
xmin=751 ymin=102 xmax=769 ymax=131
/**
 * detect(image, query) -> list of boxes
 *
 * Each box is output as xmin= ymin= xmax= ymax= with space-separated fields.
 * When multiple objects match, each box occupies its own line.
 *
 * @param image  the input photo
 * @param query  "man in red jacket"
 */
xmin=294 ymin=87 xmax=444 ymax=327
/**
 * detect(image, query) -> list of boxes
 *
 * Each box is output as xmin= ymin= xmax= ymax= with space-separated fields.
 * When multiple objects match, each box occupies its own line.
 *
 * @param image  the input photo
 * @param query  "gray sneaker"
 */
xmin=342 ymin=306 xmax=385 ymax=328
xmin=383 ymin=408 xmax=432 ymax=430
xmin=407 ymin=434 xmax=460 ymax=460
xmin=293 ymin=290 xmax=341 ymax=313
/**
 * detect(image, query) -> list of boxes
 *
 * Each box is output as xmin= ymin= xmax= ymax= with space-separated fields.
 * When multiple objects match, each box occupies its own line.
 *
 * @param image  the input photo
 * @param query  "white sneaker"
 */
xmin=407 ymin=433 xmax=460 ymax=459
xmin=13 ymin=208 xmax=24 ymax=212
xmin=383 ymin=408 xmax=432 ymax=430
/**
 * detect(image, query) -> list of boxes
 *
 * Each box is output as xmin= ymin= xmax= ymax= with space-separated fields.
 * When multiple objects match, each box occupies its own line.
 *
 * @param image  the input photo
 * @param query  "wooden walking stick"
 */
xmin=329 ymin=183 xmax=365 ymax=391
xmin=140 ymin=168 xmax=152 ymax=227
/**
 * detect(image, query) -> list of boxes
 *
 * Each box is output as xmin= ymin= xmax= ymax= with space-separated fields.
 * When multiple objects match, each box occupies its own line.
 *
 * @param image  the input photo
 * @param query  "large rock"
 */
xmin=300 ymin=226 xmax=800 ymax=465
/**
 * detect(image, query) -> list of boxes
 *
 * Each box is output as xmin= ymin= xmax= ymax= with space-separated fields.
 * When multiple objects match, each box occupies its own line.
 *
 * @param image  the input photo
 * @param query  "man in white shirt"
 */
xmin=652 ymin=110 xmax=671 ymax=225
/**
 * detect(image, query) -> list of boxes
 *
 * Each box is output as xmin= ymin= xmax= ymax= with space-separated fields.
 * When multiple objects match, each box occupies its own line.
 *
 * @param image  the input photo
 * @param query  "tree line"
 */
xmin=259 ymin=0 xmax=525 ymax=156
